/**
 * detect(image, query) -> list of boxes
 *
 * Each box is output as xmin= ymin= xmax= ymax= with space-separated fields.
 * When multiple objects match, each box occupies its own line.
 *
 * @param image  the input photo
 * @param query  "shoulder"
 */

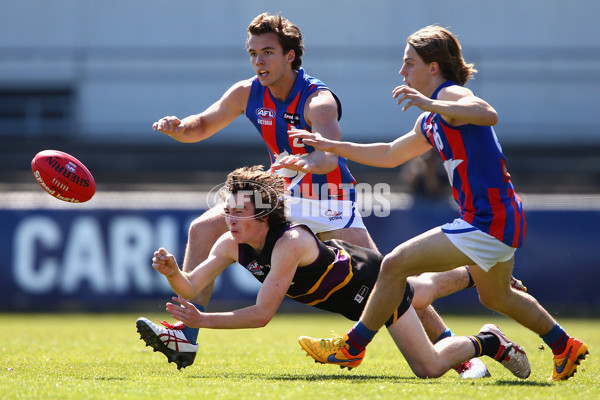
xmin=272 ymin=225 xmax=319 ymax=265
xmin=304 ymin=89 xmax=339 ymax=124
xmin=275 ymin=225 xmax=315 ymax=249
xmin=211 ymin=232 xmax=240 ymax=260
xmin=306 ymin=88 xmax=337 ymax=109
xmin=219 ymin=78 xmax=254 ymax=111
xmin=437 ymin=84 xmax=474 ymax=101
xmin=412 ymin=112 xmax=429 ymax=132
xmin=225 ymin=78 xmax=254 ymax=97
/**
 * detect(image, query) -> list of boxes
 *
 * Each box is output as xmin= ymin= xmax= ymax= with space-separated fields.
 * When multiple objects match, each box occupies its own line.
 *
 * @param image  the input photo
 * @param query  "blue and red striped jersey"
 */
xmin=245 ymin=68 xmax=356 ymax=201
xmin=420 ymin=80 xmax=526 ymax=247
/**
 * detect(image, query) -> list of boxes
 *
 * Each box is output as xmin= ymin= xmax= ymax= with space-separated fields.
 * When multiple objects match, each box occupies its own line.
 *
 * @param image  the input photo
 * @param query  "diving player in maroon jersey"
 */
xmin=136 ymin=165 xmax=530 ymax=379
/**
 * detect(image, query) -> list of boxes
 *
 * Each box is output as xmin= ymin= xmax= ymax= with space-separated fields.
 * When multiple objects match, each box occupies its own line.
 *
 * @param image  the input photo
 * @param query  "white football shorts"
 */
xmin=441 ymin=218 xmax=516 ymax=272
xmin=284 ymin=195 xmax=366 ymax=233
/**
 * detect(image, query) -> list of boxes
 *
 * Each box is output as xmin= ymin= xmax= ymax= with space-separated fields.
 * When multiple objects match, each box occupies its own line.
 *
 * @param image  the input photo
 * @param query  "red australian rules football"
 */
xmin=31 ymin=150 xmax=96 ymax=203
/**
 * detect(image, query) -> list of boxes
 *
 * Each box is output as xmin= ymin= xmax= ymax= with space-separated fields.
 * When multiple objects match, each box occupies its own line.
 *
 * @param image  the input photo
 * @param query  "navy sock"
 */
xmin=346 ymin=321 xmax=377 ymax=356
xmin=434 ymin=328 xmax=454 ymax=343
xmin=181 ymin=303 xmax=205 ymax=345
xmin=540 ymin=323 xmax=569 ymax=355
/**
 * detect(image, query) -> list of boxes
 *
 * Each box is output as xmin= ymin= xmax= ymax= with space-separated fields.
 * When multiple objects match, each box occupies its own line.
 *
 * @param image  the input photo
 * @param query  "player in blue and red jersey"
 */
xmin=288 ymin=25 xmax=588 ymax=381
xmin=146 ymin=14 xmax=488 ymax=377
xmin=246 ymin=66 xmax=356 ymax=202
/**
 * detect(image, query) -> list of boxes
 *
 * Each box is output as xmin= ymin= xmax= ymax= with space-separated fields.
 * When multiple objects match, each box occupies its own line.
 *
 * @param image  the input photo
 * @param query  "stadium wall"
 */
xmin=1 ymin=0 xmax=599 ymax=145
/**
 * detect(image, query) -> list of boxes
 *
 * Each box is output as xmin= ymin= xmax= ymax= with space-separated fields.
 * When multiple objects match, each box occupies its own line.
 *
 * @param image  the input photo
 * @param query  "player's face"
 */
xmin=399 ymin=44 xmax=432 ymax=94
xmin=247 ymin=33 xmax=293 ymax=87
xmin=224 ymin=192 xmax=268 ymax=247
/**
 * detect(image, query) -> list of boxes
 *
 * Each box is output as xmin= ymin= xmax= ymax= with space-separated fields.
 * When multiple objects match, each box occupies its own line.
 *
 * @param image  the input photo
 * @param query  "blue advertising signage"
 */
xmin=1 ymin=193 xmax=599 ymax=314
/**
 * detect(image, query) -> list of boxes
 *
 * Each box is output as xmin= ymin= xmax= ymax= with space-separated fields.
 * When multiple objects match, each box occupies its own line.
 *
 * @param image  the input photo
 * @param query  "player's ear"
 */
xmin=286 ymin=50 xmax=295 ymax=64
xmin=429 ymin=61 xmax=440 ymax=76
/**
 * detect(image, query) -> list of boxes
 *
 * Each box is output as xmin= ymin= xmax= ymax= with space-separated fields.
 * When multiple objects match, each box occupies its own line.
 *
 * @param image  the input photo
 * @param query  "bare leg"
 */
xmin=361 ymin=227 xmax=473 ymax=331
xmin=318 ymin=227 xmax=470 ymax=348
xmin=468 ymin=260 xmax=556 ymax=335
xmin=363 ymin=227 xmax=557 ymax=339
xmin=409 ymin=267 xmax=471 ymax=310
xmin=317 ymin=229 xmax=473 ymax=313
xmin=414 ymin=305 xmax=447 ymax=342
xmin=387 ymin=305 xmax=475 ymax=378
xmin=182 ymin=205 xmax=228 ymax=306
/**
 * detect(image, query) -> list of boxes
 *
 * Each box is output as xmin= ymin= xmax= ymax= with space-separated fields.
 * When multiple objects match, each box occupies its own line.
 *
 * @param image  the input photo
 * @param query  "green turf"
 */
xmin=0 ymin=313 xmax=596 ymax=400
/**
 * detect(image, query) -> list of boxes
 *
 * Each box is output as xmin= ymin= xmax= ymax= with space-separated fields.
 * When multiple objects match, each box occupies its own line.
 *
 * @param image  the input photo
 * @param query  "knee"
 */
xmin=478 ymin=289 xmax=511 ymax=312
xmin=380 ymin=253 xmax=412 ymax=281
xmin=407 ymin=275 xmax=435 ymax=310
xmin=188 ymin=211 xmax=227 ymax=242
xmin=410 ymin=363 xmax=445 ymax=379
xmin=188 ymin=217 xmax=207 ymax=240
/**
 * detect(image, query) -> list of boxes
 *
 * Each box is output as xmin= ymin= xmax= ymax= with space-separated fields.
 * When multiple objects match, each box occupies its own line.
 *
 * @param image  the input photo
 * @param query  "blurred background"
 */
xmin=1 ymin=0 xmax=599 ymax=315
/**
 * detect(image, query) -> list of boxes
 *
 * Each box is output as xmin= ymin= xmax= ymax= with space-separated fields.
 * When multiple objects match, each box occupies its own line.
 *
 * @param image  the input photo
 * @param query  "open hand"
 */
xmin=287 ymin=128 xmax=331 ymax=151
xmin=166 ymin=295 xmax=204 ymax=328
xmin=392 ymin=85 xmax=433 ymax=112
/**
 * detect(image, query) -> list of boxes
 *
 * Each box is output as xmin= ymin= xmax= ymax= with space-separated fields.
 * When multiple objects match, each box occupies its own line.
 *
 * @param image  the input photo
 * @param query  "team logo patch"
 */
xmin=354 ymin=285 xmax=370 ymax=304
xmin=256 ymin=108 xmax=275 ymax=119
xmin=324 ymin=209 xmax=343 ymax=217
xmin=256 ymin=108 xmax=274 ymax=126
xmin=324 ymin=209 xmax=343 ymax=221
xmin=247 ymin=260 xmax=265 ymax=276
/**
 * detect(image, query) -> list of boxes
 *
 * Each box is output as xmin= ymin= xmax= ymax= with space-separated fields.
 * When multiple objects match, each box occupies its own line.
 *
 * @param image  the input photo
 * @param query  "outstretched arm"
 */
xmin=287 ymin=114 xmax=433 ymax=168
xmin=166 ymin=227 xmax=316 ymax=329
xmin=152 ymin=79 xmax=251 ymax=143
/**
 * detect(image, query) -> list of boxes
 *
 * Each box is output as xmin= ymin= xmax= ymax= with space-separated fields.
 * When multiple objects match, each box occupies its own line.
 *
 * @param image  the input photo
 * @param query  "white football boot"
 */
xmin=479 ymin=324 xmax=531 ymax=379
xmin=136 ymin=317 xmax=198 ymax=370
xmin=454 ymin=357 xmax=492 ymax=379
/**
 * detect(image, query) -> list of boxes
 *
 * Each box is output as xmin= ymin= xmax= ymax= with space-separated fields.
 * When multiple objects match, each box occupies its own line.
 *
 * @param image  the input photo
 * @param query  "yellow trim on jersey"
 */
xmin=287 ymin=249 xmax=354 ymax=306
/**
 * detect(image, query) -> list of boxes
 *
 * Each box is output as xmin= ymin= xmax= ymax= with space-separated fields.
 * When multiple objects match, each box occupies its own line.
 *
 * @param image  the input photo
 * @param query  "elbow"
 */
xmin=181 ymin=293 xmax=196 ymax=301
xmin=378 ymin=155 xmax=403 ymax=169
xmin=178 ymin=286 xmax=198 ymax=301
xmin=483 ymin=109 xmax=499 ymax=126
xmin=251 ymin=308 xmax=275 ymax=328
xmin=254 ymin=312 xmax=274 ymax=328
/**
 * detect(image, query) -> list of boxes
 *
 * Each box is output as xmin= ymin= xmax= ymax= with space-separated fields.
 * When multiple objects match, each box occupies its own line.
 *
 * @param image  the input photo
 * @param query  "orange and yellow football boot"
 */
xmin=550 ymin=337 xmax=589 ymax=381
xmin=298 ymin=332 xmax=365 ymax=369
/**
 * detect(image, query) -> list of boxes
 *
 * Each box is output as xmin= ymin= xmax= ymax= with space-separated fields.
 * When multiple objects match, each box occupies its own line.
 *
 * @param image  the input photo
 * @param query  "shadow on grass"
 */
xmin=184 ymin=371 xmax=553 ymax=386
xmin=186 ymin=371 xmax=420 ymax=383
xmin=494 ymin=380 xmax=552 ymax=387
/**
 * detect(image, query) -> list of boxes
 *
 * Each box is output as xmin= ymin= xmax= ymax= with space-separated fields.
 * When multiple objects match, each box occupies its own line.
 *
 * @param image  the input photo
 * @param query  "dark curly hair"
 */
xmin=222 ymin=165 xmax=288 ymax=229
xmin=247 ymin=12 xmax=304 ymax=71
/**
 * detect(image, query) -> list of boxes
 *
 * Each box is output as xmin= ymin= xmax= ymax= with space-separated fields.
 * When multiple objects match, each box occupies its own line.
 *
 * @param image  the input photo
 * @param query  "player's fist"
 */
xmin=152 ymin=248 xmax=179 ymax=277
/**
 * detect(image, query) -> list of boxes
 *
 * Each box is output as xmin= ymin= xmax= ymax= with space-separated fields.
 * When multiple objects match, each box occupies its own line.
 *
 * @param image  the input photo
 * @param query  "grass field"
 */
xmin=0 ymin=313 xmax=597 ymax=400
